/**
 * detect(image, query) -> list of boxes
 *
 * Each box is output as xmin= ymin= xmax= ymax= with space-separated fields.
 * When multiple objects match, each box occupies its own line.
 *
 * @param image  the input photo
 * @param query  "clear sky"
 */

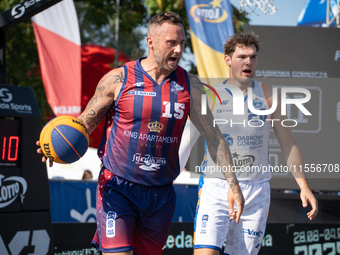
xmin=179 ymin=0 xmax=308 ymax=69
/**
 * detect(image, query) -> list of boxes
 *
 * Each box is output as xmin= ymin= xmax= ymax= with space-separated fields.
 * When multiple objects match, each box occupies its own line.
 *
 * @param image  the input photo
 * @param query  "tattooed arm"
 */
xmin=188 ymin=73 xmax=244 ymax=223
xmin=36 ymin=68 xmax=125 ymax=166
xmin=78 ymin=68 xmax=125 ymax=134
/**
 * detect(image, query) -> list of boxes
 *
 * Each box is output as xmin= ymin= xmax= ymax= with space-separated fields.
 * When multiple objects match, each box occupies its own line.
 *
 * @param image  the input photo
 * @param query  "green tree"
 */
xmin=232 ymin=3 xmax=250 ymax=32
xmin=74 ymin=0 xmax=148 ymax=59
xmin=1 ymin=0 xmax=249 ymax=121
xmin=0 ymin=0 xmax=147 ymax=124
xmin=1 ymin=0 xmax=52 ymax=122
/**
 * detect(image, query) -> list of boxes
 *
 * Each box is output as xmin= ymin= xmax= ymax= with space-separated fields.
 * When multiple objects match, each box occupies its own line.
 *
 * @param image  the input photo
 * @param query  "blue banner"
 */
xmin=49 ymin=180 xmax=97 ymax=223
xmin=49 ymin=180 xmax=198 ymax=223
xmin=297 ymin=0 xmax=338 ymax=27
xmin=184 ymin=0 xmax=234 ymax=78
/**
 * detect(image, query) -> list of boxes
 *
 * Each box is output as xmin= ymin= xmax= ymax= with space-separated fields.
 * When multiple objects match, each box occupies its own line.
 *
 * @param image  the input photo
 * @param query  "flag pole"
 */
xmin=114 ymin=0 xmax=120 ymax=69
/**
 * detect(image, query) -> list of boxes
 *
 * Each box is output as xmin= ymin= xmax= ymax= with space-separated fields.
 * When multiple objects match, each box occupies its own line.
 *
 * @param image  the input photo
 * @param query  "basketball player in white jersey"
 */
xmin=185 ymin=32 xmax=318 ymax=255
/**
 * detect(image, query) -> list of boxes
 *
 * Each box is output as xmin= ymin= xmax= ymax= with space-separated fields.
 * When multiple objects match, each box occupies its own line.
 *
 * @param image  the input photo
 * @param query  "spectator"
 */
xmin=82 ymin=170 xmax=93 ymax=180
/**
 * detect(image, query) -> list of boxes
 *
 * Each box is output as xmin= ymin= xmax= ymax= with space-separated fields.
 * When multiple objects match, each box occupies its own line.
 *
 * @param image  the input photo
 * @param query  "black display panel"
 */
xmin=0 ymin=83 xmax=50 ymax=212
xmin=0 ymin=118 xmax=20 ymax=167
xmin=0 ymin=212 xmax=54 ymax=255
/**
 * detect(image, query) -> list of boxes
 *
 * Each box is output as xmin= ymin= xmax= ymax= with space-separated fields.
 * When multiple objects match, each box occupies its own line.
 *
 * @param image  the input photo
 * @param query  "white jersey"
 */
xmin=202 ymin=80 xmax=272 ymax=183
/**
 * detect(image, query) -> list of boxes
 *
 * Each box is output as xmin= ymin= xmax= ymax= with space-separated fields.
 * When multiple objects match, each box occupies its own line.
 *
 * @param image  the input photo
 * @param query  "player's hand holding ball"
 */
xmin=37 ymin=116 xmax=89 ymax=166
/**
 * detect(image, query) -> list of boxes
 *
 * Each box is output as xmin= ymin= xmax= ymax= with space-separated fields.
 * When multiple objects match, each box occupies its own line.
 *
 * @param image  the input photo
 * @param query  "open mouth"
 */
xmin=168 ymin=57 xmax=177 ymax=62
xmin=243 ymin=69 xmax=252 ymax=75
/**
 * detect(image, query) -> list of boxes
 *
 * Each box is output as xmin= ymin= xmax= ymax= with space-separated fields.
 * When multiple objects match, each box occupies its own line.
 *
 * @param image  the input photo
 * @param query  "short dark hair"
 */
xmin=82 ymin=169 xmax=93 ymax=180
xmin=224 ymin=31 xmax=260 ymax=56
xmin=147 ymin=11 xmax=184 ymax=37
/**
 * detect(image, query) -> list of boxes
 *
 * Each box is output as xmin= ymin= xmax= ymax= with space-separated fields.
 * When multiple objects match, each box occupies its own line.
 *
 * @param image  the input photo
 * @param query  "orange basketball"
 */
xmin=40 ymin=116 xmax=89 ymax=164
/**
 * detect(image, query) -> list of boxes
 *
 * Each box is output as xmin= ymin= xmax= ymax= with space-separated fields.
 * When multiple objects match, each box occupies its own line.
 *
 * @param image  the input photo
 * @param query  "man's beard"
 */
xmin=153 ymin=48 xmax=178 ymax=72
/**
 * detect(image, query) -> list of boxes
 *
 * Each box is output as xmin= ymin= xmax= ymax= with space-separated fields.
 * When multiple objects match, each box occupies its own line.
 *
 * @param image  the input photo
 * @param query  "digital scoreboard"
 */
xmin=0 ymin=83 xmax=53 ymax=254
xmin=0 ymin=83 xmax=50 ymax=212
xmin=0 ymin=118 xmax=20 ymax=167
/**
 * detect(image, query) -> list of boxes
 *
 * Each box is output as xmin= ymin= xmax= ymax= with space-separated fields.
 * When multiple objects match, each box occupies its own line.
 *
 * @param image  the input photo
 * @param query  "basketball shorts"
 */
xmin=194 ymin=177 xmax=270 ymax=255
xmin=91 ymin=168 xmax=176 ymax=255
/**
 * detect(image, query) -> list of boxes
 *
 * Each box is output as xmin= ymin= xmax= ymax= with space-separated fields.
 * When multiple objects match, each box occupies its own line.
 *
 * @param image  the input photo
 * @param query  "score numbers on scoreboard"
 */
xmin=0 ymin=83 xmax=51 ymax=213
xmin=0 ymin=118 xmax=20 ymax=167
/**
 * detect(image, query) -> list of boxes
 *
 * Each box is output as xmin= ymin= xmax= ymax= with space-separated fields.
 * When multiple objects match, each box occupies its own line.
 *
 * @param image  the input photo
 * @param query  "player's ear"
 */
xmin=224 ymin=54 xmax=231 ymax=67
xmin=146 ymin=37 xmax=154 ymax=50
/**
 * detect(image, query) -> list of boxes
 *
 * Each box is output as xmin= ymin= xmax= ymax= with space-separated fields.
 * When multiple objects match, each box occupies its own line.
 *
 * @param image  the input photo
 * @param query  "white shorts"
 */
xmin=194 ymin=177 xmax=270 ymax=255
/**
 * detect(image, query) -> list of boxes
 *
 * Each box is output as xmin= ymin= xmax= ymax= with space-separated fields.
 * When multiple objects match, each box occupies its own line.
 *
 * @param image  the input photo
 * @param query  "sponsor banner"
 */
xmin=51 ymin=222 xmax=340 ymax=254
xmin=49 ymin=182 xmax=340 ymax=254
xmin=288 ymin=224 xmax=340 ymax=255
xmin=0 ymin=174 xmax=27 ymax=209
xmin=259 ymin=223 xmax=340 ymax=255
xmin=53 ymin=222 xmax=194 ymax=255
xmin=184 ymin=0 xmax=234 ymax=78
xmin=49 ymin=180 xmax=97 ymax=223
xmin=0 ymin=0 xmax=62 ymax=30
xmin=49 ymin=179 xmax=340 ymax=224
xmin=0 ymin=84 xmax=40 ymax=116
xmin=32 ymin=0 xmax=81 ymax=117
xmin=297 ymin=0 xmax=339 ymax=27
xmin=49 ymin=180 xmax=198 ymax=223
xmin=0 ymin=166 xmax=50 ymax=213
xmin=246 ymin=25 xmax=340 ymax=78
xmin=163 ymin=223 xmax=194 ymax=254
xmin=0 ymin=211 xmax=53 ymax=255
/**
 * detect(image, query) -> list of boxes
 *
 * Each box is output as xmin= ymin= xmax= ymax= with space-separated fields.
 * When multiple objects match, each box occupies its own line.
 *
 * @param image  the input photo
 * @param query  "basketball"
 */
xmin=39 ymin=115 xmax=89 ymax=164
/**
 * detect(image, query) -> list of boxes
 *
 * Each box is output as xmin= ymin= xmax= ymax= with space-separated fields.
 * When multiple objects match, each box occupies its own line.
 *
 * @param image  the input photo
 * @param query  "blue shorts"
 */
xmin=91 ymin=168 xmax=176 ymax=255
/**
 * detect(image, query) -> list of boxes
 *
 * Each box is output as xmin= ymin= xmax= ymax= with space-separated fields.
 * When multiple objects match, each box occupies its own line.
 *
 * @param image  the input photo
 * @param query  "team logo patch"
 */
xmin=106 ymin=211 xmax=116 ymax=238
xmin=253 ymin=97 xmax=263 ymax=108
xmin=223 ymin=134 xmax=233 ymax=147
xmin=222 ymin=100 xmax=229 ymax=105
xmin=128 ymin=91 xmax=156 ymax=96
xmin=133 ymin=153 xmax=166 ymax=172
xmin=148 ymin=121 xmax=164 ymax=133
xmin=133 ymin=82 xmax=144 ymax=87
xmin=170 ymin=81 xmax=184 ymax=94
xmin=200 ymin=214 xmax=209 ymax=233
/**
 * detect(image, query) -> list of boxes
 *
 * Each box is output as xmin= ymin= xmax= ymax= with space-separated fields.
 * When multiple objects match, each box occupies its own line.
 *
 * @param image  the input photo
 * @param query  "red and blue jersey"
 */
xmin=98 ymin=58 xmax=191 ymax=186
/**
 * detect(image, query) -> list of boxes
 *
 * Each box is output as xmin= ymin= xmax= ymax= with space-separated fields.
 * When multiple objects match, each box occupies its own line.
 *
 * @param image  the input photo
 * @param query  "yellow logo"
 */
xmin=190 ymin=0 xmax=228 ymax=23
xmin=148 ymin=121 xmax=164 ymax=133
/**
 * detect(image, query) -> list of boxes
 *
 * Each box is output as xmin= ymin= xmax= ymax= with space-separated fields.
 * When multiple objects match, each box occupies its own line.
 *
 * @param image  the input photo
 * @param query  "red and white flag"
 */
xmin=32 ymin=0 xmax=81 ymax=117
